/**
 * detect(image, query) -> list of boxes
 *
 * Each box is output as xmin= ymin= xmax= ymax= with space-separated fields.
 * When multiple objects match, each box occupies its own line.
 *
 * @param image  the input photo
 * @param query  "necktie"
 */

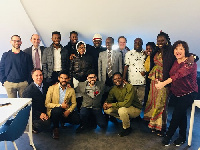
xmin=107 ymin=50 xmax=113 ymax=78
xmin=35 ymin=48 xmax=40 ymax=69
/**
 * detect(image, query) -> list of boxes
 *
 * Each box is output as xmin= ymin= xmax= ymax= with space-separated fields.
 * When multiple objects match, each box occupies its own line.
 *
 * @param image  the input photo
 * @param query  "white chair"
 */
xmin=188 ymin=100 xmax=200 ymax=147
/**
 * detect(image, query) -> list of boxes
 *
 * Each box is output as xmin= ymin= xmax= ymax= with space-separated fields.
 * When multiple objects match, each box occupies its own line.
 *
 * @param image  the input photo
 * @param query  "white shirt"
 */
xmin=32 ymin=46 xmax=42 ymax=69
xmin=53 ymin=47 xmax=62 ymax=71
xmin=125 ymin=49 xmax=146 ymax=85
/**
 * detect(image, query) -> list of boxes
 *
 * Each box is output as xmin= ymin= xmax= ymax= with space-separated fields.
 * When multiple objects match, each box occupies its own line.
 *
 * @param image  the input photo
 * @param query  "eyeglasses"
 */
xmin=11 ymin=40 xmax=21 ymax=43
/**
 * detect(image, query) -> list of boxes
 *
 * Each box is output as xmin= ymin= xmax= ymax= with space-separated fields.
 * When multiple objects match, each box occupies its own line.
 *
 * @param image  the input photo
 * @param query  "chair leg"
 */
xmin=4 ymin=141 xmax=7 ymax=150
xmin=12 ymin=141 xmax=18 ymax=150
xmin=188 ymin=103 xmax=195 ymax=146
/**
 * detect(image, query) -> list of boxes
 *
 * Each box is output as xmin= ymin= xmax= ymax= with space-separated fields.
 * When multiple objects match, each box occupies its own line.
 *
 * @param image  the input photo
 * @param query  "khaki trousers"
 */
xmin=4 ymin=81 xmax=28 ymax=98
xmin=104 ymin=106 xmax=141 ymax=129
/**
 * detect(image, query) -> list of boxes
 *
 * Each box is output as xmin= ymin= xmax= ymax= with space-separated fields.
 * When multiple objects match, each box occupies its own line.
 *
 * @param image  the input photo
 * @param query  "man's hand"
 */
xmin=40 ymin=113 xmax=49 ymax=121
xmin=70 ymin=54 xmax=76 ymax=60
xmin=103 ymin=102 xmax=112 ymax=110
xmin=61 ymin=102 xmax=69 ymax=109
xmin=63 ymin=110 xmax=70 ymax=118
xmin=185 ymin=56 xmax=194 ymax=66
xmin=140 ymin=71 xmax=146 ymax=76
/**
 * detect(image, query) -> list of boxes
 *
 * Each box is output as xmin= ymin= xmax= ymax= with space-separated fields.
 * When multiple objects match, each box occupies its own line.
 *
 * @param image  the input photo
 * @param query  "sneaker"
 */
xmin=173 ymin=137 xmax=186 ymax=146
xmin=162 ymin=135 xmax=171 ymax=146
xmin=118 ymin=127 xmax=132 ymax=137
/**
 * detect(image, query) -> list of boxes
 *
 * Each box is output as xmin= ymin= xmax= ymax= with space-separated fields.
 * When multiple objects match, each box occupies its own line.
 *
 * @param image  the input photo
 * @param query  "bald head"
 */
xmin=134 ymin=38 xmax=143 ymax=52
xmin=31 ymin=34 xmax=41 ymax=48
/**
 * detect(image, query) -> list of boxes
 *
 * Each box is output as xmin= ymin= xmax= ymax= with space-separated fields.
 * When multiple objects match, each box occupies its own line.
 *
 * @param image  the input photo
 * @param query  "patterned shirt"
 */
xmin=125 ymin=49 xmax=146 ymax=85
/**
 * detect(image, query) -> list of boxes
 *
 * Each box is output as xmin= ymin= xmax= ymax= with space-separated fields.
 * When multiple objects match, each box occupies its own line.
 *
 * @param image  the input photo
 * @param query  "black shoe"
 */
xmin=156 ymin=130 xmax=165 ymax=137
xmin=109 ymin=116 xmax=118 ymax=124
xmin=118 ymin=127 xmax=132 ymax=137
xmin=162 ymin=135 xmax=171 ymax=146
xmin=173 ymin=137 xmax=186 ymax=146
xmin=76 ymin=125 xmax=87 ymax=133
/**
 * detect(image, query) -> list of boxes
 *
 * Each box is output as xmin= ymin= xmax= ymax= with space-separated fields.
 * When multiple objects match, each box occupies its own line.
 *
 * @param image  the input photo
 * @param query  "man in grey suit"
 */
xmin=24 ymin=34 xmax=46 ymax=69
xmin=98 ymin=37 xmax=122 ymax=87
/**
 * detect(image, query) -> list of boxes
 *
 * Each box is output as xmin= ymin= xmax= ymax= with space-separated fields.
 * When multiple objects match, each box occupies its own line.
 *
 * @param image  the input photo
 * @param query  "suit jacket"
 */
xmin=98 ymin=50 xmax=122 ymax=83
xmin=76 ymin=81 xmax=105 ymax=108
xmin=24 ymin=46 xmax=46 ymax=68
xmin=45 ymin=83 xmax=76 ymax=117
xmin=22 ymin=82 xmax=48 ymax=120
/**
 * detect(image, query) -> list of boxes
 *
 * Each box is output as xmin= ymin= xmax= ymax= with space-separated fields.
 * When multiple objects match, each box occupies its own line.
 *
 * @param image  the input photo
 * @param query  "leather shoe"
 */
xmin=52 ymin=128 xmax=59 ymax=139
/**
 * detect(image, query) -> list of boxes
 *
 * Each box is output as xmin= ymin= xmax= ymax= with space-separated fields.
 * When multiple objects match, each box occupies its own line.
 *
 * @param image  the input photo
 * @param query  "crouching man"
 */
xmin=103 ymin=72 xmax=142 ymax=137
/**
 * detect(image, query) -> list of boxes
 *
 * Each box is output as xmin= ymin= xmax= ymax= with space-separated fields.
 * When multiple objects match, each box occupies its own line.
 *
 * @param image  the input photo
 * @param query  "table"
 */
xmin=0 ymin=98 xmax=36 ymax=150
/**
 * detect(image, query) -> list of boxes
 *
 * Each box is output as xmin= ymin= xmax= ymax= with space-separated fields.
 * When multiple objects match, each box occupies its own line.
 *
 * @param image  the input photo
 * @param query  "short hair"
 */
xmin=11 ymin=35 xmax=21 ymax=40
xmin=107 ymin=37 xmax=114 ymax=43
xmin=87 ymin=69 xmax=96 ymax=77
xmin=58 ymin=70 xmax=69 ymax=78
xmin=31 ymin=68 xmax=42 ymax=76
xmin=134 ymin=38 xmax=143 ymax=45
xmin=70 ymin=31 xmax=78 ymax=36
xmin=118 ymin=36 xmax=127 ymax=43
xmin=52 ymin=31 xmax=61 ymax=37
xmin=146 ymin=42 xmax=156 ymax=53
xmin=112 ymin=72 xmax=123 ymax=79
xmin=157 ymin=31 xmax=171 ymax=45
xmin=172 ymin=40 xmax=189 ymax=57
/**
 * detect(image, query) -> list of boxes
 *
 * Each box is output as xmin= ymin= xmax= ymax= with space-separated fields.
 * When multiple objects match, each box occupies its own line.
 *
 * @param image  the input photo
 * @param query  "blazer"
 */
xmin=24 ymin=46 xmax=45 ymax=68
xmin=76 ymin=81 xmax=105 ymax=108
xmin=45 ymin=83 xmax=76 ymax=117
xmin=22 ymin=82 xmax=48 ymax=120
xmin=98 ymin=50 xmax=122 ymax=83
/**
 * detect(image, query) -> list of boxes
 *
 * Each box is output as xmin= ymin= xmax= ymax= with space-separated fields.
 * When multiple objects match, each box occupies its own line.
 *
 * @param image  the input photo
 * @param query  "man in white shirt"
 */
xmin=123 ymin=38 xmax=146 ymax=105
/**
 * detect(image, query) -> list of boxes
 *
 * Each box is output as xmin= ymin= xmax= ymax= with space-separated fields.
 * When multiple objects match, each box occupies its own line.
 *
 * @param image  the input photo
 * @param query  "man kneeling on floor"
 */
xmin=45 ymin=70 xmax=80 ymax=139
xmin=103 ymin=72 xmax=142 ymax=137
xmin=76 ymin=69 xmax=107 ymax=133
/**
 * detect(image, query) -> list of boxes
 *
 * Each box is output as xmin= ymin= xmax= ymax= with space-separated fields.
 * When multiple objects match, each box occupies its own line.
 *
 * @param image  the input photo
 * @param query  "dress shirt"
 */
xmin=32 ymin=46 xmax=42 ymax=69
xmin=59 ymin=84 xmax=67 ymax=104
xmin=53 ymin=47 xmax=62 ymax=71
xmin=34 ymin=82 xmax=43 ymax=93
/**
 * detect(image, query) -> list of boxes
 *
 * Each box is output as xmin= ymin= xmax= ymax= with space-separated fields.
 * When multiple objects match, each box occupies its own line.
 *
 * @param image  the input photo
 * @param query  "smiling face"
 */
xmin=174 ymin=44 xmax=186 ymax=60
xmin=87 ymin=74 xmax=97 ymax=86
xmin=134 ymin=38 xmax=143 ymax=52
xmin=113 ymin=74 xmax=123 ymax=87
xmin=106 ymin=38 xmax=114 ymax=50
xmin=77 ymin=43 xmax=86 ymax=55
xmin=146 ymin=45 xmax=153 ymax=56
xmin=10 ymin=36 xmax=22 ymax=49
xmin=32 ymin=70 xmax=43 ymax=86
xmin=93 ymin=39 xmax=102 ymax=48
xmin=157 ymin=35 xmax=167 ymax=49
xmin=58 ymin=74 xmax=70 ymax=87
xmin=118 ymin=37 xmax=126 ymax=50
xmin=70 ymin=33 xmax=78 ymax=45
xmin=52 ymin=34 xmax=61 ymax=46
xmin=31 ymin=34 xmax=40 ymax=48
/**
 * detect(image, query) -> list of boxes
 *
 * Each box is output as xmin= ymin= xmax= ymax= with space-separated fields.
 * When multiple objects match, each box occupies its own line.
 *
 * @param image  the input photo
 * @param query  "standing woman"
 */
xmin=144 ymin=32 xmax=174 ymax=135
xmin=155 ymin=40 xmax=198 ymax=146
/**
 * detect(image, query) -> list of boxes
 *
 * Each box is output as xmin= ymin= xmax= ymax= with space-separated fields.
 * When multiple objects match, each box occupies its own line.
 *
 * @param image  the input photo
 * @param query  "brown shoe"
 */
xmin=52 ymin=128 xmax=59 ymax=139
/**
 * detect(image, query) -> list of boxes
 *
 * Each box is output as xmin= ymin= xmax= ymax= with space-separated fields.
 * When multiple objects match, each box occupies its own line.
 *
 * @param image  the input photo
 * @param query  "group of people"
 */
xmin=0 ymin=30 xmax=198 ymax=147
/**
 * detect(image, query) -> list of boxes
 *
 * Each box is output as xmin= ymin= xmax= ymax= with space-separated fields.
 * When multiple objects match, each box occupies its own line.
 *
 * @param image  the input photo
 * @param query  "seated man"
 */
xmin=23 ymin=68 xmax=50 ymax=133
xmin=103 ymin=72 xmax=142 ymax=137
xmin=45 ymin=71 xmax=80 ymax=139
xmin=76 ymin=69 xmax=107 ymax=133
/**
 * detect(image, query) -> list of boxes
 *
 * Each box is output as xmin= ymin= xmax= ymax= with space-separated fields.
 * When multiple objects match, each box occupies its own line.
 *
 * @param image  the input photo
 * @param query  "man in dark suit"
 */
xmin=24 ymin=34 xmax=46 ymax=69
xmin=23 ymin=68 xmax=50 ymax=133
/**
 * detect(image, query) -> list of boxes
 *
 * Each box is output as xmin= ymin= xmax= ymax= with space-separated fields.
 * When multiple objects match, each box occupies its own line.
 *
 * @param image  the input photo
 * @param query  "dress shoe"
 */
xmin=52 ymin=128 xmax=59 ymax=139
xmin=118 ymin=127 xmax=132 ymax=137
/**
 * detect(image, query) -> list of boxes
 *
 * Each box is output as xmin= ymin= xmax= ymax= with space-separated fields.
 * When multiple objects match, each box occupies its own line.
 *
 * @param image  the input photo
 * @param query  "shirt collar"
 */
xmin=34 ymin=82 xmax=43 ymax=88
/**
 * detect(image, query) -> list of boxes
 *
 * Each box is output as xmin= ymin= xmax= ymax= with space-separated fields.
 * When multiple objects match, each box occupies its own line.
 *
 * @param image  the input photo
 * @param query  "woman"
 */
xmin=144 ymin=32 xmax=174 ymax=136
xmin=155 ymin=40 xmax=198 ymax=146
xmin=69 ymin=41 xmax=94 ymax=88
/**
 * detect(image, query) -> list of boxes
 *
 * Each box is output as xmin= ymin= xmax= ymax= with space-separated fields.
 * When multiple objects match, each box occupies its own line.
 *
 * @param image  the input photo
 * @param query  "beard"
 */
xmin=88 ymin=80 xmax=96 ymax=85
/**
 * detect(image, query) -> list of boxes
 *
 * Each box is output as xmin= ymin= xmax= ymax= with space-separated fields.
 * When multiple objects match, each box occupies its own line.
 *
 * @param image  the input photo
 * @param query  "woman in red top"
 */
xmin=155 ymin=40 xmax=198 ymax=146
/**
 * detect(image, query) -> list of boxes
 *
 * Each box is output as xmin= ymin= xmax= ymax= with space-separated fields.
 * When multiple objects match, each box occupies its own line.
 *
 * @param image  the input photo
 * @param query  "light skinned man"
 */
xmin=0 ymin=35 xmax=33 ymax=98
xmin=45 ymin=71 xmax=80 ymax=139
xmin=103 ymin=72 xmax=142 ymax=137
xmin=23 ymin=68 xmax=50 ymax=133
xmin=24 ymin=34 xmax=46 ymax=69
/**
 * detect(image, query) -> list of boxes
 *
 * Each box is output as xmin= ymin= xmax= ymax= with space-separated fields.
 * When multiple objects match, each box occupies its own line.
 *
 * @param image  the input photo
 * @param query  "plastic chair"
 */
xmin=188 ymin=100 xmax=200 ymax=147
xmin=0 ymin=105 xmax=31 ymax=150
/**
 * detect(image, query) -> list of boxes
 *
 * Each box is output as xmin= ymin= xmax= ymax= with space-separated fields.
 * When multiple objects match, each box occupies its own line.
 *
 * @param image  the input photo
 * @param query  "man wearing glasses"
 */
xmin=0 ymin=35 xmax=33 ymax=98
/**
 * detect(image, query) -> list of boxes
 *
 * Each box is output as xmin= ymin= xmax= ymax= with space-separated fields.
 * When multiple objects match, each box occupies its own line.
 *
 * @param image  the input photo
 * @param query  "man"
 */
xmin=24 ymin=34 xmax=46 ymax=69
xmin=87 ymin=33 xmax=106 ymax=76
xmin=98 ymin=37 xmax=122 ymax=87
xmin=23 ymin=68 xmax=50 ymax=133
xmin=117 ymin=36 xmax=129 ymax=69
xmin=45 ymin=71 xmax=80 ymax=139
xmin=123 ymin=38 xmax=146 ymax=105
xmin=64 ymin=31 xmax=78 ymax=59
xmin=42 ymin=31 xmax=69 ymax=86
xmin=0 ymin=35 xmax=33 ymax=98
xmin=76 ymin=69 xmax=107 ymax=133
xmin=103 ymin=72 xmax=142 ymax=137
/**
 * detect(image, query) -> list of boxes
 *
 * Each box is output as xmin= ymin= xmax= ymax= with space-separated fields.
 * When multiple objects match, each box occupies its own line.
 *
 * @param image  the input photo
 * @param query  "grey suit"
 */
xmin=24 ymin=46 xmax=45 ymax=68
xmin=98 ymin=50 xmax=122 ymax=83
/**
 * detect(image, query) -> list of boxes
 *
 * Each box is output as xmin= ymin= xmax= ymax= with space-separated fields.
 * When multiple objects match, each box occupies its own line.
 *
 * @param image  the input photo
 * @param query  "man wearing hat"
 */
xmin=87 ymin=33 xmax=106 ymax=76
